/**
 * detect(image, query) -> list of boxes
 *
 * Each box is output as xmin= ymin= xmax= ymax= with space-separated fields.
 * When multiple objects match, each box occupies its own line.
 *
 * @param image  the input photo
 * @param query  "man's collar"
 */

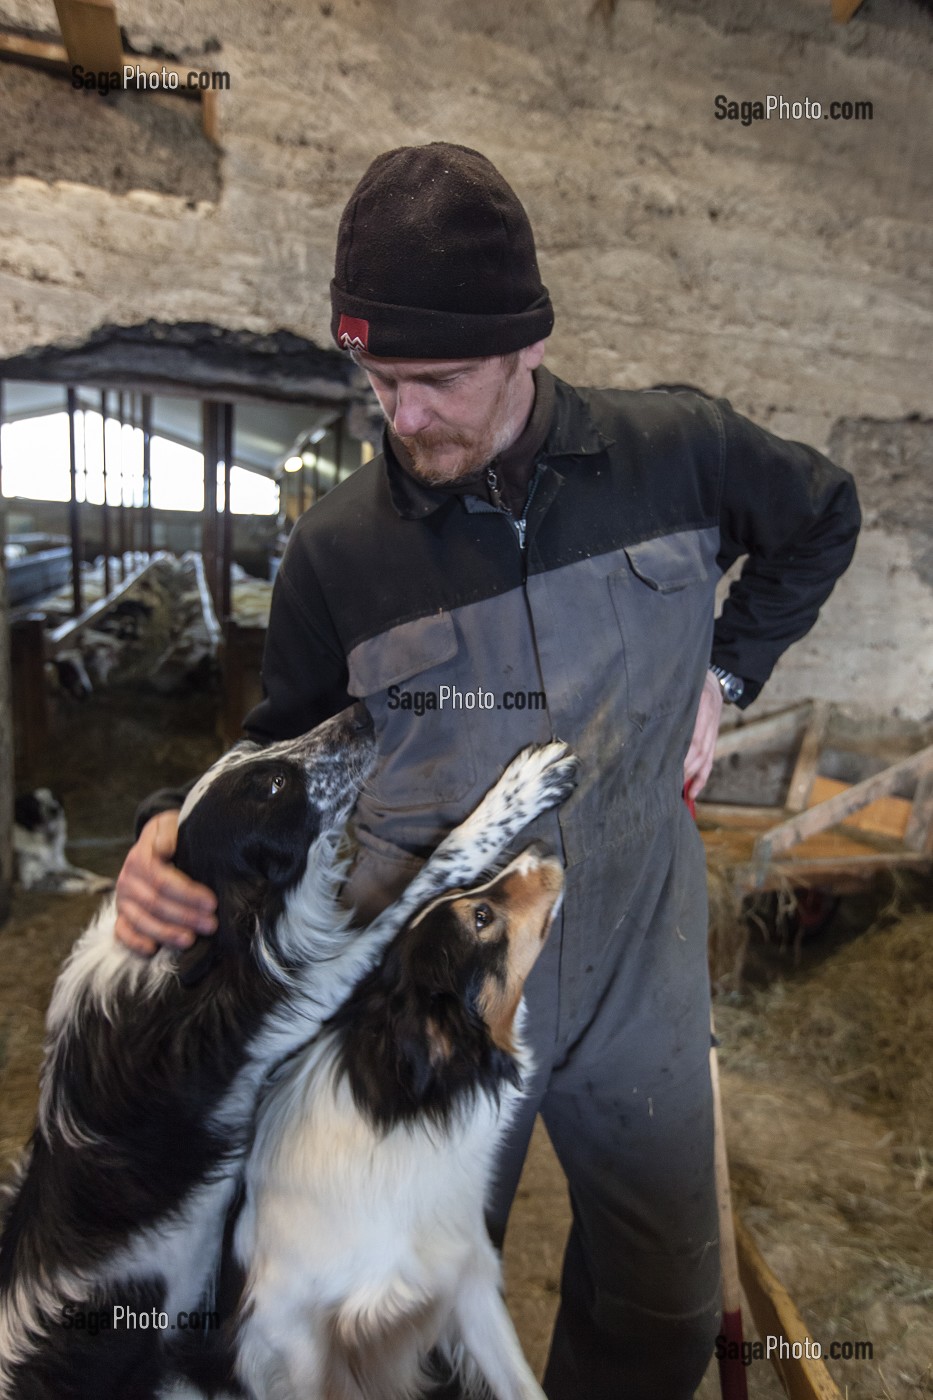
xmin=541 ymin=371 xmax=616 ymax=461
xmin=381 ymin=366 xmax=614 ymax=520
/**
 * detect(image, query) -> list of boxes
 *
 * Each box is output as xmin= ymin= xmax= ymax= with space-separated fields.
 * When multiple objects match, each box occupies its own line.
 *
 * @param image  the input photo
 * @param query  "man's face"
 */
xmin=355 ymin=340 xmax=545 ymax=485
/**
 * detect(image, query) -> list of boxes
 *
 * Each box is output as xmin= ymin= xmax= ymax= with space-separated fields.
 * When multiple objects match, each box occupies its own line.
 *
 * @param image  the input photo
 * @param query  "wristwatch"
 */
xmin=708 ymin=664 xmax=745 ymax=705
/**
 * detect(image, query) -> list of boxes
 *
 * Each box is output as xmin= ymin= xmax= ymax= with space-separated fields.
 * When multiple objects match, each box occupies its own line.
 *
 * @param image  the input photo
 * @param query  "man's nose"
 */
xmin=392 ymin=387 xmax=433 ymax=436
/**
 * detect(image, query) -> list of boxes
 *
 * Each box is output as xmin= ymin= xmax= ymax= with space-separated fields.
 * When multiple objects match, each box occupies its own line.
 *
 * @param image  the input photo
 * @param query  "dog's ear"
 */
xmin=14 ymin=793 xmax=43 ymax=829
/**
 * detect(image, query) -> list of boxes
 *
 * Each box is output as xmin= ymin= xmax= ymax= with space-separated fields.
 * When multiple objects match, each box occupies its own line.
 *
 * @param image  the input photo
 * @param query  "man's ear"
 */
xmin=520 ymin=338 xmax=548 ymax=372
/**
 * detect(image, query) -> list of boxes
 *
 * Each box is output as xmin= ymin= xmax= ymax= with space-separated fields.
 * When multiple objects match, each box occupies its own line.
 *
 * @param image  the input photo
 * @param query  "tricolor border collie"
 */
xmin=232 ymin=845 xmax=564 ymax=1400
xmin=0 ymin=708 xmax=576 ymax=1400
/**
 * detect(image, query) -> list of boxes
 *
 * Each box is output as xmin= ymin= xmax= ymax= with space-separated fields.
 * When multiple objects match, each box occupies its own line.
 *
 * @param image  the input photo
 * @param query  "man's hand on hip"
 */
xmin=115 ymin=812 xmax=217 ymax=957
xmin=683 ymin=670 xmax=724 ymax=802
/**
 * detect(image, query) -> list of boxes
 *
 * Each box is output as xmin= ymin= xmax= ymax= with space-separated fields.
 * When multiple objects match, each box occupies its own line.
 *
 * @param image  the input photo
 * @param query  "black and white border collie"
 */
xmin=0 ymin=709 xmax=576 ymax=1400
xmin=231 ymin=846 xmax=564 ymax=1400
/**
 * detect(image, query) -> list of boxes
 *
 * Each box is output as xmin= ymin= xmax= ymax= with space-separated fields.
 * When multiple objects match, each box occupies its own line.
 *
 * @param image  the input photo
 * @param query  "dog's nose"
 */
xmin=347 ymin=703 xmax=374 ymax=736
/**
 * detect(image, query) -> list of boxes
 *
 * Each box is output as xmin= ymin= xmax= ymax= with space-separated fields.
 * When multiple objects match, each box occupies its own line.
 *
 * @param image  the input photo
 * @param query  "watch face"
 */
xmin=710 ymin=666 xmax=743 ymax=703
xmin=723 ymin=674 xmax=744 ymax=703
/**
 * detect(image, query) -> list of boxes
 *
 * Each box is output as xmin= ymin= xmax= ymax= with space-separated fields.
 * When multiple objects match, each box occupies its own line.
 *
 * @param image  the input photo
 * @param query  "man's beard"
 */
xmin=394 ymin=363 xmax=524 ymax=486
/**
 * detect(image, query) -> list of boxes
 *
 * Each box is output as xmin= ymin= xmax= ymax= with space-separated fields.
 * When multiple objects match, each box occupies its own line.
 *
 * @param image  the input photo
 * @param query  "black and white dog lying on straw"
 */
xmin=0 ymin=704 xmax=576 ymax=1400
xmin=231 ymin=845 xmax=564 ymax=1400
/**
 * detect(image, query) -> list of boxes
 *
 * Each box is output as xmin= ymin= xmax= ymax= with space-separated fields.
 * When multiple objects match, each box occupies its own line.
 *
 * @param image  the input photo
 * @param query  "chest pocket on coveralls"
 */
xmin=346 ymin=611 xmax=478 ymax=809
xmin=607 ymin=532 xmax=711 ymax=729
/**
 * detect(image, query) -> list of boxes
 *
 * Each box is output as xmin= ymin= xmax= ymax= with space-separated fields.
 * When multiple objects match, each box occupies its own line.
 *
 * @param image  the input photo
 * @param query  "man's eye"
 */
xmin=474 ymin=903 xmax=493 ymax=930
xmin=270 ymin=774 xmax=287 ymax=794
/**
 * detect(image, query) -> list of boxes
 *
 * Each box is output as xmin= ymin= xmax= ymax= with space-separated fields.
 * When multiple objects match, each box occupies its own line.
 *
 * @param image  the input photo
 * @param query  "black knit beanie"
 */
xmin=330 ymin=143 xmax=554 ymax=359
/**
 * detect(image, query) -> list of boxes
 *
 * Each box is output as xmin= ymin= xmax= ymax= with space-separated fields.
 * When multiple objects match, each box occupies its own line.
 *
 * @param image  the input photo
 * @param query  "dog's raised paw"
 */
xmin=536 ymin=740 xmax=580 ymax=805
xmin=499 ymin=741 xmax=579 ymax=817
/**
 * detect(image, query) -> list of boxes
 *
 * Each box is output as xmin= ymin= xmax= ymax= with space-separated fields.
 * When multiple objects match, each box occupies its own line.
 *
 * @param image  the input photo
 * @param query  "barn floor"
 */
xmin=1 ymin=685 xmax=931 ymax=1398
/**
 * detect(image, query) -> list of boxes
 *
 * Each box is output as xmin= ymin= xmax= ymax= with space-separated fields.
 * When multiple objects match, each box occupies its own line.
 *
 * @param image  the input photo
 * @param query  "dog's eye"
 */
xmin=270 ymin=773 xmax=287 ymax=794
xmin=474 ymin=903 xmax=494 ymax=930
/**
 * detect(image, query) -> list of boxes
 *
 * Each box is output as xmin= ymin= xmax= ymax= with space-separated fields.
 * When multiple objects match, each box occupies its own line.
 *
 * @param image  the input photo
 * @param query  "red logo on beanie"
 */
xmin=338 ymin=315 xmax=369 ymax=350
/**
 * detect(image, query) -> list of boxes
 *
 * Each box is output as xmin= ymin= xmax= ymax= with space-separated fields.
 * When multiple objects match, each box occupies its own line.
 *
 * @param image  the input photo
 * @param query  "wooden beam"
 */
xmin=100 ymin=390 xmax=112 ymax=595
xmin=714 ymin=704 xmax=811 ymax=761
xmin=47 ymin=558 xmax=157 ymax=653
xmin=710 ymin=1025 xmax=749 ymax=1400
xmin=0 ymin=31 xmax=70 ymax=71
xmin=785 ymin=700 xmax=831 ymax=813
xmin=116 ymin=391 xmax=126 ymax=580
xmin=220 ymin=403 xmax=234 ymax=623
xmin=141 ymin=393 xmax=153 ymax=556
xmin=696 ymin=803 xmax=784 ymax=829
xmin=808 ymin=777 xmax=911 ymax=842
xmin=201 ymin=402 xmax=221 ymax=613
xmin=185 ymin=550 xmax=222 ymax=650
xmin=735 ymin=1214 xmax=844 ymax=1400
xmin=0 ymin=26 xmax=220 ymax=145
xmin=770 ymin=852 xmax=930 ymax=878
xmin=52 ymin=0 xmax=123 ymax=76
xmin=754 ymin=745 xmax=933 ymax=864
xmin=66 ymin=387 xmax=83 ymax=617
xmin=832 ymin=0 xmax=864 ymax=22
xmin=201 ymin=86 xmax=219 ymax=143
xmin=904 ymin=771 xmax=933 ymax=856
xmin=737 ymin=850 xmax=932 ymax=896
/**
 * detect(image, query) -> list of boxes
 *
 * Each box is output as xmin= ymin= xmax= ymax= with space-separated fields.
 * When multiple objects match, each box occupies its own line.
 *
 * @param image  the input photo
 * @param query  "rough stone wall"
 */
xmin=0 ymin=0 xmax=931 ymax=717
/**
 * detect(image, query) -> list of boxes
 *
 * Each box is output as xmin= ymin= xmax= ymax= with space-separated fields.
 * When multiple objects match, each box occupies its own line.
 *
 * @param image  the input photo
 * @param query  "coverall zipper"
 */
xmin=486 ymin=466 xmax=542 ymax=557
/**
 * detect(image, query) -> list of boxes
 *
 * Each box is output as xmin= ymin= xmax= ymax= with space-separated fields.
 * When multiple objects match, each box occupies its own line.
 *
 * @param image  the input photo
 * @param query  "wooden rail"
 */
xmin=735 ymin=1215 xmax=844 ymax=1400
xmin=0 ymin=28 xmax=219 ymax=142
xmin=754 ymin=745 xmax=933 ymax=868
xmin=46 ymin=558 xmax=159 ymax=655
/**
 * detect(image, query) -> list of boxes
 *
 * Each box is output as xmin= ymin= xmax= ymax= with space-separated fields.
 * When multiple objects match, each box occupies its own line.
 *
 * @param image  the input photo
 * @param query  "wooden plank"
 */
xmin=52 ymin=0 xmax=123 ymax=75
xmin=201 ymin=86 xmax=219 ymax=143
xmin=67 ymin=387 xmax=83 ymax=617
xmin=185 ymin=550 xmax=222 ymax=649
xmin=696 ymin=803 xmax=784 ymax=829
xmin=0 ymin=32 xmax=71 ymax=70
xmin=738 ymin=851 xmax=931 ymax=895
xmin=710 ymin=1025 xmax=749 ymax=1400
xmin=832 ymin=0 xmax=864 ymax=21
xmin=714 ymin=704 xmax=810 ymax=761
xmin=0 ymin=30 xmax=205 ymax=110
xmin=201 ymin=403 xmax=221 ymax=613
xmin=904 ymin=771 xmax=933 ymax=856
xmin=786 ymin=700 xmax=831 ymax=813
xmin=47 ymin=559 xmax=157 ymax=652
xmin=772 ymin=852 xmax=930 ymax=876
xmin=735 ymin=1215 xmax=844 ymax=1400
xmin=754 ymin=746 xmax=933 ymax=863
xmin=808 ymin=777 xmax=911 ymax=841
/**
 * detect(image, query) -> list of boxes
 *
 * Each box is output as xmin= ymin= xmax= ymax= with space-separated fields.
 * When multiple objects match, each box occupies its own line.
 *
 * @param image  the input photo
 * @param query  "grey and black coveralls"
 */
xmin=204 ymin=371 xmax=861 ymax=1397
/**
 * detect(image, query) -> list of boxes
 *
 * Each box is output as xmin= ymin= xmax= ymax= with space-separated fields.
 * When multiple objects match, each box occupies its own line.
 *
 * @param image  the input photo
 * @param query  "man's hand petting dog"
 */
xmin=115 ymin=811 xmax=217 ymax=957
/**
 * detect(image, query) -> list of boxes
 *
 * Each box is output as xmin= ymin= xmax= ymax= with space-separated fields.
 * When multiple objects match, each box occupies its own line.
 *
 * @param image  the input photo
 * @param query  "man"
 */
xmin=116 ymin=144 xmax=860 ymax=1397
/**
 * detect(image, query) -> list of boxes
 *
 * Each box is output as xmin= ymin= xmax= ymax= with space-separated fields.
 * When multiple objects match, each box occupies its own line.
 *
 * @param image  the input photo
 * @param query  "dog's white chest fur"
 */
xmin=234 ymin=1034 xmax=539 ymax=1400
